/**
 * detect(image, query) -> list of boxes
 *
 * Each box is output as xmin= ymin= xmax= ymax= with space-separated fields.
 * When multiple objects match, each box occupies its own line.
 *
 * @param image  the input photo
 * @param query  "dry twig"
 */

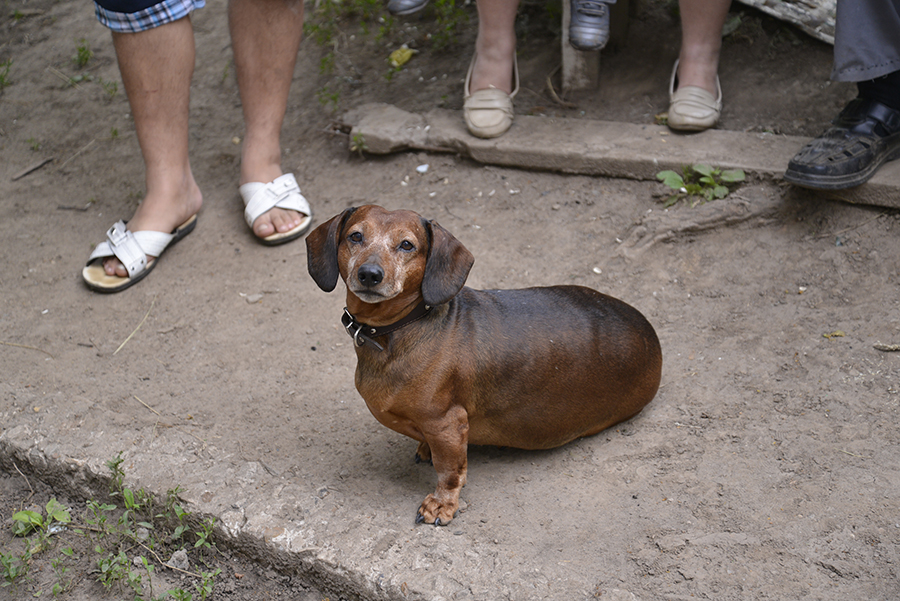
xmin=13 ymin=462 xmax=35 ymax=501
xmin=0 ymin=340 xmax=54 ymax=358
xmin=114 ymin=296 xmax=157 ymax=355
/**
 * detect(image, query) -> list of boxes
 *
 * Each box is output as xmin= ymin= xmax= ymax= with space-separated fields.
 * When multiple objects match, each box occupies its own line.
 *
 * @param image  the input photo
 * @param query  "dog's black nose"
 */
xmin=357 ymin=263 xmax=384 ymax=287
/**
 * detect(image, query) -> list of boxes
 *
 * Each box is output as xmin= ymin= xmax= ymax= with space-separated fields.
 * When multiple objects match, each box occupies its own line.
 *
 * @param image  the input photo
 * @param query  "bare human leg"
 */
xmin=229 ymin=0 xmax=308 ymax=240
xmin=676 ymin=0 xmax=731 ymax=95
xmin=468 ymin=0 xmax=519 ymax=94
xmin=105 ymin=17 xmax=203 ymax=277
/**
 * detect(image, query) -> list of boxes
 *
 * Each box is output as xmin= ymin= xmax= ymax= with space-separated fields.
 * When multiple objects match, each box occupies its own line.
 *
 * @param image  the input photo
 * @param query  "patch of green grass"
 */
xmin=0 ymin=59 xmax=12 ymax=90
xmin=656 ymin=164 xmax=746 ymax=207
xmin=316 ymin=85 xmax=341 ymax=113
xmin=430 ymin=0 xmax=468 ymax=49
xmin=73 ymin=38 xmax=93 ymax=69
xmin=4 ymin=453 xmax=226 ymax=600
xmin=99 ymin=77 xmax=119 ymax=99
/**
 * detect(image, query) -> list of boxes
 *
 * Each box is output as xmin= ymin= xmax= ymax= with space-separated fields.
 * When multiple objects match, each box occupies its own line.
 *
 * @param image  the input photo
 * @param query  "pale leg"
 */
xmin=676 ymin=0 xmax=731 ymax=95
xmin=468 ymin=0 xmax=519 ymax=94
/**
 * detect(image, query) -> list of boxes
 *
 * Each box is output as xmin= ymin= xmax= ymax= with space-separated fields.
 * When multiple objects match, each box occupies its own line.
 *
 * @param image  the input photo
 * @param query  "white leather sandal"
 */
xmin=82 ymin=215 xmax=197 ymax=293
xmin=239 ymin=173 xmax=313 ymax=246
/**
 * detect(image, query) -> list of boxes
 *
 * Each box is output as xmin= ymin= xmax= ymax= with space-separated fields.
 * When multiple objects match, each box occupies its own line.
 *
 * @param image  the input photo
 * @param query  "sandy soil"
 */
xmin=2 ymin=0 xmax=900 ymax=600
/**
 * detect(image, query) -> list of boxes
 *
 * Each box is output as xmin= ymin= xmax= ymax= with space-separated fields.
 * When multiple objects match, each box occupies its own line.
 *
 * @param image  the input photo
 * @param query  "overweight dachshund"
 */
xmin=306 ymin=205 xmax=662 ymax=525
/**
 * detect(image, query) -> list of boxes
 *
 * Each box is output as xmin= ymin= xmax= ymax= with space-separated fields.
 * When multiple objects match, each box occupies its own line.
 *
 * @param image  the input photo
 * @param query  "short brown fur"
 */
xmin=307 ymin=205 xmax=663 ymax=525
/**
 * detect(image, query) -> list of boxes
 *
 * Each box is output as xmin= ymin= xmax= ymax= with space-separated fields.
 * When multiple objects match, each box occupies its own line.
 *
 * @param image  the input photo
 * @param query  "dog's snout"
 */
xmin=357 ymin=263 xmax=384 ymax=288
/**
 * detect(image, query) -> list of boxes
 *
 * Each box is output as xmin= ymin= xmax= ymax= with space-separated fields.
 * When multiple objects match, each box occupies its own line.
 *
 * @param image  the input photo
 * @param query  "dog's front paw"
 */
xmin=415 ymin=494 xmax=458 ymax=526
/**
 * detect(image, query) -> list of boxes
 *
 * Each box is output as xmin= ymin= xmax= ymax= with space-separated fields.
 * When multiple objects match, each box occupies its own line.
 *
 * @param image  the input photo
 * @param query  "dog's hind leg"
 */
xmin=415 ymin=440 xmax=433 ymax=464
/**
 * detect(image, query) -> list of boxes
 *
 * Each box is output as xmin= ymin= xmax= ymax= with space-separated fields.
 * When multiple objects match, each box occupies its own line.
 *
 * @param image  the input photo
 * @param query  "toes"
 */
xmin=253 ymin=208 xmax=305 ymax=238
xmin=415 ymin=496 xmax=456 ymax=526
xmin=104 ymin=258 xmax=126 ymax=278
xmin=253 ymin=220 xmax=275 ymax=238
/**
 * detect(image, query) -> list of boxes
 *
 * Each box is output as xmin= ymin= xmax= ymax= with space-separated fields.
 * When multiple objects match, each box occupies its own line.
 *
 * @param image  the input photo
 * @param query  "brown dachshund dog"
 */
xmin=306 ymin=205 xmax=662 ymax=525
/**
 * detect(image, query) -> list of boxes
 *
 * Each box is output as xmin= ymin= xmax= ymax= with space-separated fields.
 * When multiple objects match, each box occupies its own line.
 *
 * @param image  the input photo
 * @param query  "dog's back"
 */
xmin=437 ymin=285 xmax=661 ymax=449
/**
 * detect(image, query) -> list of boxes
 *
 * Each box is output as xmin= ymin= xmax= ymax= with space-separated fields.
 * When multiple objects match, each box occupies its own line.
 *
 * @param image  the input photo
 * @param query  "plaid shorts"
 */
xmin=94 ymin=0 xmax=205 ymax=33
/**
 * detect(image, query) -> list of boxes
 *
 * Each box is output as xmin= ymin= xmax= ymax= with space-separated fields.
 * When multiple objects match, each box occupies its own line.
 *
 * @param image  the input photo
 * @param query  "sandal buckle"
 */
xmin=106 ymin=220 xmax=129 ymax=247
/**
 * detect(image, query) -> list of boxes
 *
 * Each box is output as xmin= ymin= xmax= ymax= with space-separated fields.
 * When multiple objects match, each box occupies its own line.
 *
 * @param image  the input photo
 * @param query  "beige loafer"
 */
xmin=667 ymin=59 xmax=722 ymax=132
xmin=463 ymin=53 xmax=519 ymax=139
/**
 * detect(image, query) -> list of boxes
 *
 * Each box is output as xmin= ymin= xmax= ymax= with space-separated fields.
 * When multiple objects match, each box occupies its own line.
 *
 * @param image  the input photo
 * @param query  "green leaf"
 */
xmin=720 ymin=169 xmax=746 ymax=183
xmin=123 ymin=488 xmax=137 ymax=510
xmin=698 ymin=175 xmax=716 ymax=186
xmin=656 ymin=170 xmax=684 ymax=189
xmin=692 ymin=164 xmax=714 ymax=177
xmin=663 ymin=194 xmax=681 ymax=208
xmin=45 ymin=499 xmax=71 ymax=524
xmin=713 ymin=185 xmax=729 ymax=198
xmin=12 ymin=510 xmax=42 ymax=535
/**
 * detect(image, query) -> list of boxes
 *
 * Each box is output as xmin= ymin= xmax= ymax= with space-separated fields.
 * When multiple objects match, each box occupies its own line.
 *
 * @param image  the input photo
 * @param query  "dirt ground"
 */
xmin=2 ymin=0 xmax=900 ymax=600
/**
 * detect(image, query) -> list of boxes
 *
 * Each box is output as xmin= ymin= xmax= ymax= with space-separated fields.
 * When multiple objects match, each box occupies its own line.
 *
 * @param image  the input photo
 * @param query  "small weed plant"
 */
xmin=99 ymin=77 xmax=119 ymax=99
xmin=350 ymin=133 xmax=369 ymax=157
xmin=3 ymin=453 xmax=226 ymax=600
xmin=656 ymin=164 xmax=746 ymax=207
xmin=0 ymin=59 xmax=12 ymax=90
xmin=73 ymin=38 xmax=93 ymax=68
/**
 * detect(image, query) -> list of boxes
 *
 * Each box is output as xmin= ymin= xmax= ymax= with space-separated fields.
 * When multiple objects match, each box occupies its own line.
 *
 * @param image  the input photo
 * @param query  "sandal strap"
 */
xmin=834 ymin=97 xmax=900 ymax=135
xmin=87 ymin=221 xmax=175 ymax=277
xmin=240 ymin=173 xmax=311 ymax=228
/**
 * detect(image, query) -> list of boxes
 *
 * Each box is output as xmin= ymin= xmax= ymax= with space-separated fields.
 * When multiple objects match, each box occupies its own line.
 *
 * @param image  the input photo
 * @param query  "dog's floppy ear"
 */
xmin=306 ymin=207 xmax=357 ymax=292
xmin=421 ymin=219 xmax=474 ymax=306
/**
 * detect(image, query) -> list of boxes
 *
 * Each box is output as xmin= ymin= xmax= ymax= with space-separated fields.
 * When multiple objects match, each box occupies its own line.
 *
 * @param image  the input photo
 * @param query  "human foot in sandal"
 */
xmin=240 ymin=173 xmax=313 ymax=246
xmin=83 ymin=215 xmax=199 ymax=293
xmin=83 ymin=184 xmax=202 ymax=293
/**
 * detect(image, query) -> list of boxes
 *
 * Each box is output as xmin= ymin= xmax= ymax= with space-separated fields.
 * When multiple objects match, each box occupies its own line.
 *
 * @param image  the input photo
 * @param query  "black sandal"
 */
xmin=784 ymin=97 xmax=900 ymax=190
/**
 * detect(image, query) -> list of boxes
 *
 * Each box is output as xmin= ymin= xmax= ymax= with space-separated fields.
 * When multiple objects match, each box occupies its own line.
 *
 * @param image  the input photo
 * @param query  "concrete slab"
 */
xmin=344 ymin=103 xmax=900 ymax=210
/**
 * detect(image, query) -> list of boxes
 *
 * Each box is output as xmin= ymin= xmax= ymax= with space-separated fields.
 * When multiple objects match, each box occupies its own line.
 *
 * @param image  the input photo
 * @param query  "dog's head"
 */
xmin=307 ymin=205 xmax=474 ymax=309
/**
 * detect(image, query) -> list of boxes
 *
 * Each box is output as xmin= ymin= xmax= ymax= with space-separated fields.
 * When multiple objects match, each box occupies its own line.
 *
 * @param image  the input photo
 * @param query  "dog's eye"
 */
xmin=399 ymin=240 xmax=415 ymax=252
xmin=348 ymin=231 xmax=363 ymax=243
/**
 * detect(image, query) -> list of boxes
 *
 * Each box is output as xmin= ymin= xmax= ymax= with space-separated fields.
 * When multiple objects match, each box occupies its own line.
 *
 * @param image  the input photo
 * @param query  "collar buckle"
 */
xmin=342 ymin=308 xmax=384 ymax=351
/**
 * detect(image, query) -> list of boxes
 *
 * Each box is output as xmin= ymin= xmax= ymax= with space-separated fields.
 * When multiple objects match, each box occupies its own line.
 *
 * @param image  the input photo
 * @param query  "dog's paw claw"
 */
xmin=434 ymin=517 xmax=443 ymax=527
xmin=415 ymin=512 xmax=425 ymax=524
